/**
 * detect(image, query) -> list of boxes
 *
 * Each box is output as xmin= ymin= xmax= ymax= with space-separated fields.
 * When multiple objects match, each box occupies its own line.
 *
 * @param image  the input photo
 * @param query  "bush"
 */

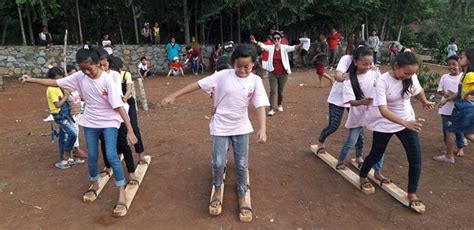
xmin=417 ymin=63 xmax=440 ymax=92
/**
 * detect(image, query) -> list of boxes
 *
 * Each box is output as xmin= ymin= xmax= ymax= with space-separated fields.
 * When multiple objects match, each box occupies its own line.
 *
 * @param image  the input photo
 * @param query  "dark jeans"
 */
xmin=441 ymin=115 xmax=466 ymax=149
xmin=128 ymin=97 xmax=144 ymax=153
xmin=360 ymin=129 xmax=422 ymax=194
xmin=318 ymin=104 xmax=363 ymax=147
xmin=268 ymin=72 xmax=288 ymax=109
xmin=373 ymin=51 xmax=378 ymax=64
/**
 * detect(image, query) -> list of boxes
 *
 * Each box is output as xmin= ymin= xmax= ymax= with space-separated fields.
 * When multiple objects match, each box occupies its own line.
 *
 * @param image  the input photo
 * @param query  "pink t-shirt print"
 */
xmin=342 ymin=70 xmax=380 ymax=128
xmin=57 ymin=71 xmax=125 ymax=129
xmin=198 ymin=69 xmax=270 ymax=136
xmin=367 ymin=72 xmax=422 ymax=133
xmin=437 ymin=73 xmax=462 ymax=116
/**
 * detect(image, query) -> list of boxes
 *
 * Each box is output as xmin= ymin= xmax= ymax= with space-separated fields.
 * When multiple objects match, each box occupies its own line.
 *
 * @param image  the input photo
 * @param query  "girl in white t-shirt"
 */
xmin=359 ymin=52 xmax=434 ymax=212
xmin=161 ymin=44 xmax=269 ymax=222
xmin=336 ymin=46 xmax=385 ymax=180
xmin=21 ymin=47 xmax=138 ymax=217
xmin=434 ymin=55 xmax=466 ymax=160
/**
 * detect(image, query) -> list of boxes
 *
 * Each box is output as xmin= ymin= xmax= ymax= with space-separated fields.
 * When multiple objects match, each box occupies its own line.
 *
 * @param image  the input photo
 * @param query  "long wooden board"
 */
xmin=310 ymin=145 xmax=365 ymax=191
xmin=209 ymin=162 xmax=227 ymax=209
xmin=350 ymin=159 xmax=426 ymax=214
xmin=83 ymin=155 xmax=124 ymax=202
xmin=124 ymin=155 xmax=151 ymax=210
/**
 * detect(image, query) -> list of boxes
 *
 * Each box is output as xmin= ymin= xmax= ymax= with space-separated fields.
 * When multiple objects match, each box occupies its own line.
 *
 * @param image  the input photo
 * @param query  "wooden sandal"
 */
xmin=112 ymin=201 xmax=128 ymax=217
xmin=408 ymin=199 xmax=426 ymax=214
xmin=128 ymin=179 xmax=140 ymax=186
xmin=359 ymin=181 xmax=375 ymax=195
xmin=316 ymin=147 xmax=327 ymax=154
xmin=378 ymin=178 xmax=392 ymax=187
xmin=239 ymin=206 xmax=253 ymax=222
xmin=209 ymin=196 xmax=222 ymax=216
xmin=82 ymin=188 xmax=98 ymax=203
xmin=336 ymin=161 xmax=346 ymax=170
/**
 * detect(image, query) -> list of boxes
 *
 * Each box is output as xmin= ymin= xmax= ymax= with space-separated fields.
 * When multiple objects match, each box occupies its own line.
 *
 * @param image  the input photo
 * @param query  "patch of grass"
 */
xmin=0 ymin=179 xmax=7 ymax=192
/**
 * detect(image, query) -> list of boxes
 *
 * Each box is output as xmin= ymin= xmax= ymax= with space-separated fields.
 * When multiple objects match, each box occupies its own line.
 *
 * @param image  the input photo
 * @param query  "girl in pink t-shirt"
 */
xmin=336 ymin=46 xmax=385 ymax=179
xmin=359 ymin=52 xmax=434 ymax=213
xmin=21 ymin=47 xmax=137 ymax=217
xmin=161 ymin=44 xmax=269 ymax=222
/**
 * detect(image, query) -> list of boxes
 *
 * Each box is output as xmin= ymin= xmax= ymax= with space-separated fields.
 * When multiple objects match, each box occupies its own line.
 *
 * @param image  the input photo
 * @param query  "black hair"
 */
xmin=445 ymin=55 xmax=459 ymax=63
xmin=95 ymin=46 xmax=109 ymax=60
xmin=319 ymin=33 xmax=326 ymax=38
xmin=76 ymin=45 xmax=100 ymax=65
xmin=231 ymin=43 xmax=257 ymax=64
xmin=450 ymin=37 xmax=456 ymax=43
xmin=185 ymin=45 xmax=192 ymax=51
xmin=66 ymin=64 xmax=77 ymax=74
xmin=463 ymin=47 xmax=474 ymax=73
xmin=392 ymin=52 xmax=418 ymax=97
xmin=140 ymin=56 xmax=147 ymax=61
xmin=46 ymin=67 xmax=65 ymax=79
xmin=108 ymin=55 xmax=123 ymax=72
xmin=347 ymin=46 xmax=373 ymax=100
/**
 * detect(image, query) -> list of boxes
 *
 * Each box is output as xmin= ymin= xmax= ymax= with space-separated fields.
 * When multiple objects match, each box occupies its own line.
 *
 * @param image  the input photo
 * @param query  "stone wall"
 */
xmin=0 ymin=45 xmax=215 ymax=77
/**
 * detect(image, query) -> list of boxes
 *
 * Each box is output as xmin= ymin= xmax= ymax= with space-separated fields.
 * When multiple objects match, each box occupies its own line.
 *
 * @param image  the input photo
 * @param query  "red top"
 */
xmin=328 ymin=32 xmax=342 ymax=50
xmin=281 ymin=37 xmax=289 ymax=45
xmin=272 ymin=49 xmax=285 ymax=74
xmin=262 ymin=40 xmax=273 ymax=61
xmin=170 ymin=61 xmax=183 ymax=70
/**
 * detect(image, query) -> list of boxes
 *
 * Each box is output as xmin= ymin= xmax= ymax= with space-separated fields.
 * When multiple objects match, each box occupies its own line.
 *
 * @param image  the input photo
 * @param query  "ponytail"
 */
xmin=348 ymin=45 xmax=372 ymax=100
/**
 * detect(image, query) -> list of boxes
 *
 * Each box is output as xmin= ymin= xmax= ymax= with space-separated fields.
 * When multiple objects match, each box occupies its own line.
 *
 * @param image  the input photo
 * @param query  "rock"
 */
xmin=13 ymin=68 xmax=22 ymax=74
xmin=7 ymin=56 xmax=16 ymax=62
xmin=33 ymin=68 xmax=42 ymax=74
xmin=37 ymin=57 xmax=46 ymax=65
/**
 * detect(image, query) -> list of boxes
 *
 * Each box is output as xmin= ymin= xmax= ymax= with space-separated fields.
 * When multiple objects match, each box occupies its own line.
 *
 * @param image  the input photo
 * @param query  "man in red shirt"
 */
xmin=327 ymin=28 xmax=343 ymax=69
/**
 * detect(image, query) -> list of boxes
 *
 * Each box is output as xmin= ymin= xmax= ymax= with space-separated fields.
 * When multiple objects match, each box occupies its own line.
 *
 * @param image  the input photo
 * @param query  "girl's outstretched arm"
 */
xmin=20 ymin=75 xmax=58 ymax=87
xmin=161 ymin=82 xmax=201 ymax=107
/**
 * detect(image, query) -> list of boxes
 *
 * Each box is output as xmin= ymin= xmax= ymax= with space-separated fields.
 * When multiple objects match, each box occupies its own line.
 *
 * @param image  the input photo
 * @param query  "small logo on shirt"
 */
xmin=102 ymin=88 xmax=108 ymax=96
xmin=247 ymin=88 xmax=254 ymax=98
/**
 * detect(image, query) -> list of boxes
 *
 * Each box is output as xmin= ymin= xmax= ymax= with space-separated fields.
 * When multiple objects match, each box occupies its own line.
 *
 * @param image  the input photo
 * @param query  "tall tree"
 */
xmin=183 ymin=0 xmax=190 ymax=44
xmin=16 ymin=2 xmax=27 ymax=45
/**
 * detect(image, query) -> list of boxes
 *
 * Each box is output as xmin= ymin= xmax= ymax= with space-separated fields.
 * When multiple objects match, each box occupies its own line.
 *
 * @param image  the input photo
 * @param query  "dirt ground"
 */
xmin=0 ymin=65 xmax=473 ymax=229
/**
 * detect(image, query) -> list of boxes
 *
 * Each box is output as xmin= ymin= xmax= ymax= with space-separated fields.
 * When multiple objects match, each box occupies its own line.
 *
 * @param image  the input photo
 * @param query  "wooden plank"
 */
xmin=310 ymin=145 xmax=364 ymax=190
xmin=350 ymin=159 xmax=426 ymax=214
xmin=83 ymin=155 xmax=124 ymax=202
xmin=124 ymin=155 xmax=151 ymax=210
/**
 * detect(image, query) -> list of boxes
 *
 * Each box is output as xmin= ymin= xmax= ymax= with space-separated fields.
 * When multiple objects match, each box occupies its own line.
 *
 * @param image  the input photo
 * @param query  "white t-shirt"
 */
xmin=447 ymin=43 xmax=458 ymax=57
xmin=438 ymin=73 xmax=462 ymax=116
xmin=138 ymin=63 xmax=148 ymax=71
xmin=342 ymin=69 xmax=380 ymax=128
xmin=366 ymin=72 xmax=422 ymax=133
xmin=109 ymin=70 xmax=129 ymax=112
xmin=102 ymin=40 xmax=113 ymax=55
xmin=198 ymin=69 xmax=270 ymax=136
xmin=327 ymin=55 xmax=352 ymax=107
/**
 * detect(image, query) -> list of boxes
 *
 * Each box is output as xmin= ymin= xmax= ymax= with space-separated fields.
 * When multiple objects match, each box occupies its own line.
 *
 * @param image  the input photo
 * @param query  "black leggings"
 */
xmin=100 ymin=123 xmax=135 ymax=173
xmin=359 ymin=129 xmax=422 ymax=194
xmin=128 ymin=97 xmax=144 ymax=153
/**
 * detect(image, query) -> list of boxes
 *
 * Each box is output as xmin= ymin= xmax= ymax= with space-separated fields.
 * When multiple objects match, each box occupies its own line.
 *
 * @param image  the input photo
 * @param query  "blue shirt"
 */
xmin=166 ymin=43 xmax=180 ymax=61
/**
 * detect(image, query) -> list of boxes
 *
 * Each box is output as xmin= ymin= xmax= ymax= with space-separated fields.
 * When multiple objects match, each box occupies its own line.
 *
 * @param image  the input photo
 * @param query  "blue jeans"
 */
xmin=83 ymin=127 xmax=126 ymax=187
xmin=53 ymin=114 xmax=77 ymax=161
xmin=212 ymin=134 xmax=249 ymax=198
xmin=191 ymin=57 xmax=199 ymax=74
xmin=441 ymin=115 xmax=466 ymax=149
xmin=338 ymin=127 xmax=384 ymax=171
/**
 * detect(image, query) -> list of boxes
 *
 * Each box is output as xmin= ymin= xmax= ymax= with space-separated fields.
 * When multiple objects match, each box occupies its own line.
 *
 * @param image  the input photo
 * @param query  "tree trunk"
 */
xmin=396 ymin=13 xmax=405 ymax=42
xmin=131 ymin=1 xmax=140 ymax=44
xmin=75 ymin=0 xmax=83 ymax=44
xmin=17 ymin=4 xmax=27 ymax=45
xmin=206 ymin=20 xmax=213 ymax=44
xmin=119 ymin=20 xmax=125 ymax=45
xmin=219 ymin=13 xmax=223 ymax=44
xmin=194 ymin=0 xmax=198 ymax=38
xmin=380 ymin=15 xmax=388 ymax=41
xmin=183 ymin=0 xmax=190 ymax=44
xmin=229 ymin=8 xmax=233 ymax=41
xmin=38 ymin=0 xmax=48 ymax=27
xmin=26 ymin=5 xmax=35 ymax=45
xmin=199 ymin=3 xmax=205 ymax=43
xmin=1 ymin=16 xmax=9 ymax=45
xmin=237 ymin=5 xmax=241 ymax=43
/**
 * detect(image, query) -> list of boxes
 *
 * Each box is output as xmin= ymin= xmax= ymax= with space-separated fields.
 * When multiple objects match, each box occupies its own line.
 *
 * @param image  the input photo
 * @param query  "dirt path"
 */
xmin=0 ymin=67 xmax=472 ymax=229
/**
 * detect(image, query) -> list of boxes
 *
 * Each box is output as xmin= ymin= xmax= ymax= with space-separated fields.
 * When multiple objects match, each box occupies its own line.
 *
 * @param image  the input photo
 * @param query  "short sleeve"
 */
xmin=437 ymin=76 xmax=445 ymax=92
xmin=198 ymin=72 xmax=218 ymax=92
xmin=336 ymin=55 xmax=352 ymax=73
xmin=464 ymin=72 xmax=474 ymax=84
xmin=251 ymin=76 xmax=270 ymax=108
xmin=105 ymin=77 xmax=124 ymax=109
xmin=57 ymin=72 xmax=81 ymax=92
xmin=409 ymin=74 xmax=422 ymax=96
xmin=373 ymin=78 xmax=388 ymax=106
xmin=124 ymin=72 xmax=133 ymax=84
xmin=47 ymin=88 xmax=61 ymax=103
xmin=342 ymin=80 xmax=356 ymax=104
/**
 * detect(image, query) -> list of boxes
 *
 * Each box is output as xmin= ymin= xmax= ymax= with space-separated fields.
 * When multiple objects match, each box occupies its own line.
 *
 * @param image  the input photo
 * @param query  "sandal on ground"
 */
xmin=127 ymin=179 xmax=140 ymax=186
xmin=408 ymin=199 xmax=426 ymax=214
xmin=456 ymin=150 xmax=464 ymax=157
xmin=83 ymin=188 xmax=98 ymax=203
xmin=377 ymin=177 xmax=392 ymax=187
xmin=359 ymin=181 xmax=375 ymax=195
xmin=316 ymin=147 xmax=327 ymax=154
xmin=208 ymin=196 xmax=222 ymax=216
xmin=138 ymin=159 xmax=149 ymax=165
xmin=112 ymin=202 xmax=128 ymax=217
xmin=239 ymin=206 xmax=253 ymax=222
xmin=433 ymin=155 xmax=455 ymax=164
xmin=336 ymin=161 xmax=346 ymax=170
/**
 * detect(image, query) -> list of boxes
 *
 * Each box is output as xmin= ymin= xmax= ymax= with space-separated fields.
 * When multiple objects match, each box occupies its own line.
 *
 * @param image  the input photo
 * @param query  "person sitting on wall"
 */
xmin=39 ymin=26 xmax=53 ymax=46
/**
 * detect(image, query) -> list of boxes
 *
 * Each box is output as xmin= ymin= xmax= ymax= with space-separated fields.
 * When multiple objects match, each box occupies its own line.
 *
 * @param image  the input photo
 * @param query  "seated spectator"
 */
xmin=39 ymin=26 xmax=53 ymax=46
xmin=167 ymin=56 xmax=185 ymax=77
xmin=138 ymin=57 xmax=152 ymax=79
xmin=102 ymin=34 xmax=113 ymax=55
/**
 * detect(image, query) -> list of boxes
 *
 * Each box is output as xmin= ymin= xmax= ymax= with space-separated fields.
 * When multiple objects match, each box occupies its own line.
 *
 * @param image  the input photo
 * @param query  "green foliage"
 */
xmin=418 ymin=63 xmax=441 ymax=91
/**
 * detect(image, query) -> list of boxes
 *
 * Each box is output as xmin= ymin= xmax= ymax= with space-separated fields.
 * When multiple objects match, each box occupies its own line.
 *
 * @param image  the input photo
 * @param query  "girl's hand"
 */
xmin=403 ymin=119 xmax=425 ymax=132
xmin=161 ymin=95 xmax=176 ymax=108
xmin=438 ymin=97 xmax=447 ymax=108
xmin=19 ymin=75 xmax=32 ymax=83
xmin=342 ymin=73 xmax=349 ymax=81
xmin=361 ymin=97 xmax=373 ymax=105
xmin=127 ymin=132 xmax=138 ymax=146
xmin=256 ymin=129 xmax=267 ymax=144
xmin=422 ymin=101 xmax=435 ymax=111
xmin=250 ymin=35 xmax=257 ymax=44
